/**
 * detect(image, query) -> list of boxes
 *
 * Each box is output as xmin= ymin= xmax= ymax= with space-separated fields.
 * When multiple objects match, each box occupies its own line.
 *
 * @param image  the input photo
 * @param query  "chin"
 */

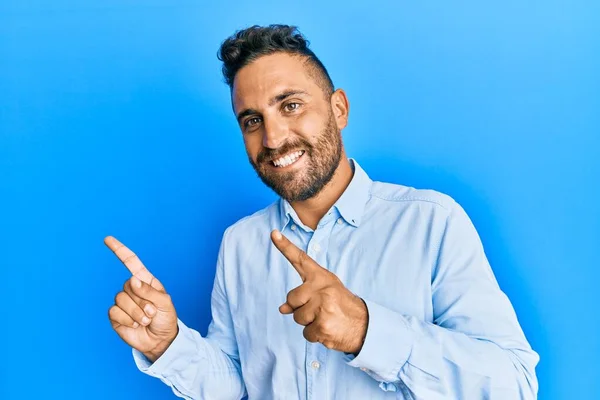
xmin=280 ymin=183 xmax=323 ymax=202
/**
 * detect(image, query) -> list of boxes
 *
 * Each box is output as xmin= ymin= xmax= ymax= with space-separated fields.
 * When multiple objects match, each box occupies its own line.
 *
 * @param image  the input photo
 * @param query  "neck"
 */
xmin=289 ymin=153 xmax=354 ymax=230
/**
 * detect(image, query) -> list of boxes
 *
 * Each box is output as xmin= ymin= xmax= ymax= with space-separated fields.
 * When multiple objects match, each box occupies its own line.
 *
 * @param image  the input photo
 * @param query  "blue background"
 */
xmin=1 ymin=1 xmax=598 ymax=399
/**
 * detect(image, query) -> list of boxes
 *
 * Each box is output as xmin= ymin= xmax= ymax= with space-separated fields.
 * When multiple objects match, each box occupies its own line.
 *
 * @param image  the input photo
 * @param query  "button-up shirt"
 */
xmin=133 ymin=159 xmax=539 ymax=399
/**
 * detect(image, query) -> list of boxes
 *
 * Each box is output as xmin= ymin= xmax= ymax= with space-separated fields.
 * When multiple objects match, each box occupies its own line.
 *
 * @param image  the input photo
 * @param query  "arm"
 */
xmin=133 ymin=231 xmax=247 ymax=400
xmin=346 ymin=200 xmax=539 ymax=399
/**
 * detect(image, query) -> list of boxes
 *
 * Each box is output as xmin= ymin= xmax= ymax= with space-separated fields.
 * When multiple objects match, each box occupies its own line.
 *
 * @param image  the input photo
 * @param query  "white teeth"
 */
xmin=273 ymin=151 xmax=304 ymax=167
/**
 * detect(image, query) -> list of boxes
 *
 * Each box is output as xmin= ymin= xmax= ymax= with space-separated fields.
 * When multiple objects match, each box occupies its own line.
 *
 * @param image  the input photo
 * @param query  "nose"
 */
xmin=262 ymin=116 xmax=288 ymax=149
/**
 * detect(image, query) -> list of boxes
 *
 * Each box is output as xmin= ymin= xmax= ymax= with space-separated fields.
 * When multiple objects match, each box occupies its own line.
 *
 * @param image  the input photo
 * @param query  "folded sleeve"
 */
xmin=345 ymin=199 xmax=539 ymax=399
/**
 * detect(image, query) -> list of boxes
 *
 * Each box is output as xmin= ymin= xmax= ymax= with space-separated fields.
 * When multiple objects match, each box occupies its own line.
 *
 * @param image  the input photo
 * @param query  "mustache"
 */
xmin=256 ymin=140 xmax=312 ymax=164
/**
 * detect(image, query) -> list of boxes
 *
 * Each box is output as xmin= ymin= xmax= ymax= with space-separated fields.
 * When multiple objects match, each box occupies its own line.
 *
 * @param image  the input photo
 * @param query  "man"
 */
xmin=106 ymin=24 xmax=539 ymax=399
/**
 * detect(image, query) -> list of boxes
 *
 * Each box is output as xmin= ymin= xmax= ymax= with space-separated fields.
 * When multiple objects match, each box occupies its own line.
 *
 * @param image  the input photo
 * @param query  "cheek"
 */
xmin=292 ymin=112 xmax=325 ymax=141
xmin=243 ymin=135 xmax=262 ymax=160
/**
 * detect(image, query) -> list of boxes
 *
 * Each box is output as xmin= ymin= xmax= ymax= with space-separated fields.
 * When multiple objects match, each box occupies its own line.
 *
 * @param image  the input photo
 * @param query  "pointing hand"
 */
xmin=105 ymin=236 xmax=178 ymax=362
xmin=271 ymin=230 xmax=368 ymax=354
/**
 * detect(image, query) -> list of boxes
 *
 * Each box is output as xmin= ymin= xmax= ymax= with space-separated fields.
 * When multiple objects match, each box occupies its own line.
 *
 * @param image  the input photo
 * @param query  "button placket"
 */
xmin=307 ymin=215 xmax=333 ymax=265
xmin=304 ymin=223 xmax=330 ymax=399
xmin=311 ymin=342 xmax=329 ymax=397
xmin=312 ymin=242 xmax=321 ymax=253
xmin=305 ymin=341 xmax=314 ymax=399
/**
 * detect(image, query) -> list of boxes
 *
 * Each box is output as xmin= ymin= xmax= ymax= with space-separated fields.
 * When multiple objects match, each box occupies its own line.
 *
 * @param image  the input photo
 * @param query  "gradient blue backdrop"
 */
xmin=1 ymin=1 xmax=598 ymax=399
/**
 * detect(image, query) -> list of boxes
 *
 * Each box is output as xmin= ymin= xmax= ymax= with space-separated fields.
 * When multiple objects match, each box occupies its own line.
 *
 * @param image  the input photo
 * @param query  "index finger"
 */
xmin=104 ymin=236 xmax=155 ymax=285
xmin=271 ymin=230 xmax=320 ymax=281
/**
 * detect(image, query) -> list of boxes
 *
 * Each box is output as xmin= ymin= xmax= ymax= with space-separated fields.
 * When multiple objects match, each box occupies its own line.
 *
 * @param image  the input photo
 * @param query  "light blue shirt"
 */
xmin=133 ymin=159 xmax=539 ymax=399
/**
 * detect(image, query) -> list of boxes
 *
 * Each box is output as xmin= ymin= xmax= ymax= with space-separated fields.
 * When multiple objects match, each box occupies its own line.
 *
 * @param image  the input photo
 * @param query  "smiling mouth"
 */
xmin=271 ymin=150 xmax=305 ymax=168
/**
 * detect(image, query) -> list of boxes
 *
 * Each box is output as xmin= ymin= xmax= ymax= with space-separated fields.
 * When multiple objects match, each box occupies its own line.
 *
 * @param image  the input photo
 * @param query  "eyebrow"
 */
xmin=236 ymin=89 xmax=310 ymax=123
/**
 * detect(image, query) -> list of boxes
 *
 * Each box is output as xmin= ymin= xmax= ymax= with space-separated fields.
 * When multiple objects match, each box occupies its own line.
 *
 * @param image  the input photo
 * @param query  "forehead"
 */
xmin=232 ymin=53 xmax=318 ymax=112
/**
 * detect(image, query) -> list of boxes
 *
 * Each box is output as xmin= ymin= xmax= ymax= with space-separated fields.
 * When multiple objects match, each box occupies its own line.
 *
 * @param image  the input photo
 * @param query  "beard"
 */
xmin=248 ymin=112 xmax=343 ymax=202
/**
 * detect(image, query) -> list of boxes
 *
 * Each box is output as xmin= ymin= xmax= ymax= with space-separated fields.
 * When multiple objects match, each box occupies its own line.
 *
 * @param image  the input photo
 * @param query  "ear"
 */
xmin=330 ymin=89 xmax=350 ymax=130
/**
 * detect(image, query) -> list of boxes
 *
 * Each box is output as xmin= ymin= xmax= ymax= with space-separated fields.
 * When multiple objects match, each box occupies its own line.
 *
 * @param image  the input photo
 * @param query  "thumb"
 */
xmin=130 ymin=276 xmax=172 ymax=309
xmin=279 ymin=302 xmax=294 ymax=314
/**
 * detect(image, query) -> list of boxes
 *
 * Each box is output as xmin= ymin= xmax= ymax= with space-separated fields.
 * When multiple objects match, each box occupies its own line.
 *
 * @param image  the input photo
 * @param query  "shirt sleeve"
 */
xmin=132 ymin=230 xmax=247 ymax=400
xmin=345 ymin=199 xmax=540 ymax=399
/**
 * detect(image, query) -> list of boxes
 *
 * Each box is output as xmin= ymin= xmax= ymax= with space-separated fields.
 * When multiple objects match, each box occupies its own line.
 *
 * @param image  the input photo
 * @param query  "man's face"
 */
xmin=232 ymin=53 xmax=344 ymax=202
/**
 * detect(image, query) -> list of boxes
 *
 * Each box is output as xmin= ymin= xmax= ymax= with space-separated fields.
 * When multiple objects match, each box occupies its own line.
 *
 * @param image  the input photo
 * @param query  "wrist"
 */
xmin=350 ymin=297 xmax=369 ymax=355
xmin=143 ymin=325 xmax=179 ymax=363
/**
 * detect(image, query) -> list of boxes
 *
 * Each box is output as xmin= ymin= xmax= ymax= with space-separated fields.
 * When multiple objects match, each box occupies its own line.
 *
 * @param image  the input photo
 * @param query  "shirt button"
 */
xmin=337 ymin=218 xmax=343 ymax=224
xmin=311 ymin=360 xmax=320 ymax=369
xmin=290 ymin=224 xmax=297 ymax=231
xmin=312 ymin=243 xmax=321 ymax=252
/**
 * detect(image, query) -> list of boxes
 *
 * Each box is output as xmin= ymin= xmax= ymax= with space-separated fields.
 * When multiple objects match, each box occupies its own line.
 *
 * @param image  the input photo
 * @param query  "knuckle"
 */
xmin=114 ymin=291 xmax=127 ymax=305
xmin=322 ymin=299 xmax=337 ymax=313
xmin=297 ymin=250 xmax=308 ymax=266
xmin=122 ymin=254 xmax=139 ymax=264
xmin=323 ymin=286 xmax=337 ymax=297
xmin=319 ymin=319 xmax=334 ymax=335
xmin=136 ymin=283 xmax=146 ymax=294
xmin=303 ymin=327 xmax=317 ymax=342
xmin=286 ymin=290 xmax=298 ymax=305
xmin=293 ymin=311 xmax=304 ymax=325
xmin=321 ymin=289 xmax=338 ymax=305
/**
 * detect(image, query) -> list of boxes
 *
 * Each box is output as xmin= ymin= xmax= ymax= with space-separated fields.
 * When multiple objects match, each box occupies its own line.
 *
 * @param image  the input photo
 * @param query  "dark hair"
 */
xmin=217 ymin=24 xmax=334 ymax=96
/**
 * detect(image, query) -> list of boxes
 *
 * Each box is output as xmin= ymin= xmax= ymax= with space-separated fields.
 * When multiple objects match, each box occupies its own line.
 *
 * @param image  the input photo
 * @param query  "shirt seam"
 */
xmin=369 ymin=193 xmax=453 ymax=211
xmin=430 ymin=208 xmax=453 ymax=291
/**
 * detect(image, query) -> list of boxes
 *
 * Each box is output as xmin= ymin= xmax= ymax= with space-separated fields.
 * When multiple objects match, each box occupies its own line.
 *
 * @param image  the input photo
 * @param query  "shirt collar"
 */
xmin=278 ymin=158 xmax=372 ymax=230
xmin=333 ymin=158 xmax=372 ymax=227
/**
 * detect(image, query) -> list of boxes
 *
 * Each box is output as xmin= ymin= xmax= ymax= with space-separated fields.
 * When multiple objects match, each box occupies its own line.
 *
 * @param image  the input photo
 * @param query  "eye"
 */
xmin=283 ymin=102 xmax=301 ymax=112
xmin=244 ymin=117 xmax=262 ymax=129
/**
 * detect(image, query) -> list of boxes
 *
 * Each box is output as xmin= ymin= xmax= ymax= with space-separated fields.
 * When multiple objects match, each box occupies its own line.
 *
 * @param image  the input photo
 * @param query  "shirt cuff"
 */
xmin=133 ymin=319 xmax=200 ymax=378
xmin=344 ymin=298 xmax=415 ymax=384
